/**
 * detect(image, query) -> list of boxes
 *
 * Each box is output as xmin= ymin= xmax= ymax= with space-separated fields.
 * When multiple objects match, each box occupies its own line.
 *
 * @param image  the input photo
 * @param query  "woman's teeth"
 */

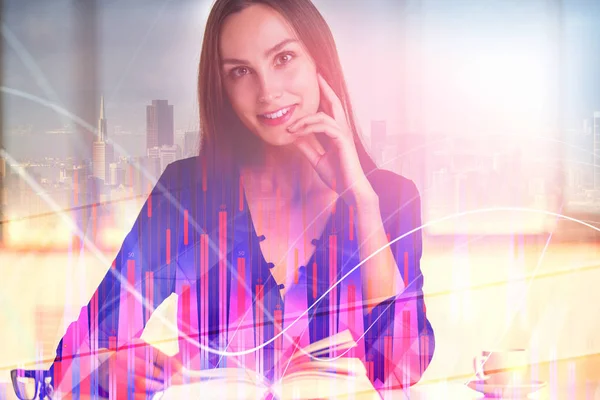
xmin=262 ymin=107 xmax=291 ymax=119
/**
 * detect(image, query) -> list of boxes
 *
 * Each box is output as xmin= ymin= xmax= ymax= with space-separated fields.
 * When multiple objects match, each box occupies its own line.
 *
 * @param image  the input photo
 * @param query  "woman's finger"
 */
xmin=108 ymin=372 xmax=164 ymax=400
xmin=108 ymin=343 xmax=167 ymax=396
xmin=293 ymin=137 xmax=325 ymax=169
xmin=287 ymin=111 xmax=335 ymax=133
xmin=134 ymin=373 xmax=165 ymax=395
xmin=136 ymin=356 xmax=185 ymax=396
xmin=317 ymin=74 xmax=346 ymax=123
xmin=112 ymin=345 xmax=163 ymax=380
xmin=167 ymin=357 xmax=186 ymax=386
xmin=291 ymin=123 xmax=348 ymax=149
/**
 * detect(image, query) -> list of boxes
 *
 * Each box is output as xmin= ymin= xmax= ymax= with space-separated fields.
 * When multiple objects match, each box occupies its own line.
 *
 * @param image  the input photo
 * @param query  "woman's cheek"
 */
xmin=283 ymin=62 xmax=309 ymax=84
xmin=229 ymin=83 xmax=254 ymax=112
xmin=288 ymin=63 xmax=320 ymax=104
xmin=230 ymin=81 xmax=247 ymax=99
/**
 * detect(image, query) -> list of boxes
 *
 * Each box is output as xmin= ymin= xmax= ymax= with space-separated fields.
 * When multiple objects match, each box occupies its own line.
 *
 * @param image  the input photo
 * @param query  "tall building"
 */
xmin=147 ymin=146 xmax=160 ymax=159
xmin=148 ymin=144 xmax=181 ymax=175
xmin=184 ymin=130 xmax=200 ymax=157
xmin=159 ymin=144 xmax=181 ymax=174
xmin=146 ymin=100 xmax=174 ymax=151
xmin=594 ymin=111 xmax=600 ymax=189
xmin=92 ymin=96 xmax=113 ymax=183
xmin=98 ymin=96 xmax=107 ymax=141
xmin=109 ymin=162 xmax=125 ymax=186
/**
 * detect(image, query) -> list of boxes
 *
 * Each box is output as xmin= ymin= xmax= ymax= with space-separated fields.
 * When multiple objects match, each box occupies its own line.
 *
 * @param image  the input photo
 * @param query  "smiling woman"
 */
xmin=219 ymin=7 xmax=321 ymax=149
xmin=13 ymin=0 xmax=435 ymax=399
xmin=199 ymin=0 xmax=377 ymax=179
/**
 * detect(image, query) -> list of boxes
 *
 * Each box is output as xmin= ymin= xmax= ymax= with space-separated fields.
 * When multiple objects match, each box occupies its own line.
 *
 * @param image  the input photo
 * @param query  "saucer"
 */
xmin=465 ymin=379 xmax=546 ymax=398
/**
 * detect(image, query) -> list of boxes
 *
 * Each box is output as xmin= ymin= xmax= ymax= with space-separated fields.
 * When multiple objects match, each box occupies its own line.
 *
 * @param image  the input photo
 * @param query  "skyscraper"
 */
xmin=158 ymin=144 xmax=182 ymax=174
xmin=146 ymin=100 xmax=174 ymax=151
xmin=184 ymin=130 xmax=200 ymax=157
xmin=109 ymin=162 xmax=124 ymax=186
xmin=92 ymin=96 xmax=113 ymax=183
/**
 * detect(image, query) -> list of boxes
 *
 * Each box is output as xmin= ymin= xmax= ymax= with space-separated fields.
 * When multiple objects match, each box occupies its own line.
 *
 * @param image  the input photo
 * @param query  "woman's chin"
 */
xmin=259 ymin=133 xmax=297 ymax=147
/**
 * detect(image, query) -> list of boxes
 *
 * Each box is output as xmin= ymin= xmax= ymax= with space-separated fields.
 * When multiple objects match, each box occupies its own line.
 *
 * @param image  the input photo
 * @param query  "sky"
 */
xmin=2 ymin=0 xmax=599 ymax=140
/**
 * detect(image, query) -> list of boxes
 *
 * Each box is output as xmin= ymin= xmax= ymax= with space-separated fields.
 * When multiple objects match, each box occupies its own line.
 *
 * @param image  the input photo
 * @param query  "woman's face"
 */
xmin=219 ymin=4 xmax=321 ymax=147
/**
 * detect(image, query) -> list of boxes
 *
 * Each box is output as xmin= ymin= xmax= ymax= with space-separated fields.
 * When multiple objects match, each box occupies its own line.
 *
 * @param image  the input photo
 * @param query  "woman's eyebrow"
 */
xmin=221 ymin=38 xmax=298 ymax=66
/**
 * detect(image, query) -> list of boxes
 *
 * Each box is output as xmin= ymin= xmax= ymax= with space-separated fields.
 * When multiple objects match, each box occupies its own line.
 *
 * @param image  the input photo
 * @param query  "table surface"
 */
xmin=2 ymin=241 xmax=600 ymax=400
xmin=1 ymin=352 xmax=599 ymax=400
xmin=403 ymin=351 xmax=600 ymax=400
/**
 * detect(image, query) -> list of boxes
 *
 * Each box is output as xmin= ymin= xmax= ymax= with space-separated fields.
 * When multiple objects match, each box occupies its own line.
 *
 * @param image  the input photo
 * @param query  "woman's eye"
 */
xmin=230 ymin=67 xmax=249 ymax=78
xmin=228 ymin=52 xmax=294 ymax=79
xmin=276 ymin=52 xmax=295 ymax=65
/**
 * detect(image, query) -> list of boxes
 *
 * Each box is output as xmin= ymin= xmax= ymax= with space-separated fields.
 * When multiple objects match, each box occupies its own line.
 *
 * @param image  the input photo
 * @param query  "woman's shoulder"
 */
xmin=154 ymin=156 xmax=238 ymax=206
xmin=153 ymin=156 xmax=206 ymax=194
xmin=367 ymin=168 xmax=421 ymax=217
xmin=368 ymin=168 xmax=420 ymax=200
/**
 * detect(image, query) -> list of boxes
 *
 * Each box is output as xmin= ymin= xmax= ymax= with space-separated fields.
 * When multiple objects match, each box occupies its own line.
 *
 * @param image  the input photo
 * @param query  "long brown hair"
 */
xmin=197 ymin=0 xmax=377 ymax=183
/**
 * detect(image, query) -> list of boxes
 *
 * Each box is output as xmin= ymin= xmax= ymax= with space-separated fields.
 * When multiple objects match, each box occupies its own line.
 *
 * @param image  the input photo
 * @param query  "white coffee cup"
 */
xmin=473 ymin=349 xmax=530 ymax=385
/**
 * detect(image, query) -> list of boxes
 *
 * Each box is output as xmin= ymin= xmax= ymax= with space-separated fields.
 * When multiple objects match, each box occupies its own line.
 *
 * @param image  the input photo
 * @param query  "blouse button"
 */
xmin=267 ymin=262 xmax=275 ymax=269
xmin=257 ymin=234 xmax=266 ymax=242
xmin=311 ymin=238 xmax=320 ymax=246
xmin=277 ymin=283 xmax=285 ymax=290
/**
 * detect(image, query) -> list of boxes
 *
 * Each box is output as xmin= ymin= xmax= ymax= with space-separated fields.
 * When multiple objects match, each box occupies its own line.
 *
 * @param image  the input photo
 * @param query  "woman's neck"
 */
xmin=239 ymin=143 xmax=325 ymax=205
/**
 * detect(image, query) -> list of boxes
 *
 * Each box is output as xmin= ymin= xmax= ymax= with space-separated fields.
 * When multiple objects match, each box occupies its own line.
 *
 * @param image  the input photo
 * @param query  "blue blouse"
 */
xmin=38 ymin=156 xmax=435 ymax=398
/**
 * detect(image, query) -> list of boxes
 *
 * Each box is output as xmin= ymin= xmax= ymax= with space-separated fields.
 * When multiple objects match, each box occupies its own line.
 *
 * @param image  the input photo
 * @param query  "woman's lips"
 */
xmin=257 ymin=105 xmax=296 ymax=127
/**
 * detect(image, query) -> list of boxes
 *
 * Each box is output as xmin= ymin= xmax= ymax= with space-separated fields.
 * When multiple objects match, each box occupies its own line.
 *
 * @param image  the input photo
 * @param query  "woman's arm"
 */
xmin=21 ymin=161 xmax=200 ymax=398
xmin=352 ymin=191 xmax=403 ymax=314
xmin=358 ymin=172 xmax=435 ymax=390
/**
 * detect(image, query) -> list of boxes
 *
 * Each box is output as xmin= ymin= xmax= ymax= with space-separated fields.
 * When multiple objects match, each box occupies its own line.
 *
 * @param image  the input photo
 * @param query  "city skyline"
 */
xmin=2 ymin=0 xmax=600 ymax=244
xmin=0 ymin=93 xmax=583 ymax=240
xmin=146 ymin=99 xmax=174 ymax=150
xmin=4 ymin=0 xmax=599 ymax=139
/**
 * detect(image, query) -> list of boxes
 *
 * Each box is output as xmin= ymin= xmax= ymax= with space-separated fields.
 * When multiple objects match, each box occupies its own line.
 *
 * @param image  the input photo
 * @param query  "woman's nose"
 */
xmin=257 ymin=75 xmax=283 ymax=104
xmin=259 ymin=92 xmax=282 ymax=103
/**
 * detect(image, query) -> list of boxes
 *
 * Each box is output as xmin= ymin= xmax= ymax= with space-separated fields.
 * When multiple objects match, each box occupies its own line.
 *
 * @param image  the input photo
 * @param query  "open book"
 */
xmin=155 ymin=329 xmax=380 ymax=400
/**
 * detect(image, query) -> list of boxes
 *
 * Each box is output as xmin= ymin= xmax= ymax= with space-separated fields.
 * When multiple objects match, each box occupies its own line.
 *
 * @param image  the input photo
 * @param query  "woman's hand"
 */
xmin=93 ymin=340 xmax=184 ymax=400
xmin=287 ymin=73 xmax=377 ymax=206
